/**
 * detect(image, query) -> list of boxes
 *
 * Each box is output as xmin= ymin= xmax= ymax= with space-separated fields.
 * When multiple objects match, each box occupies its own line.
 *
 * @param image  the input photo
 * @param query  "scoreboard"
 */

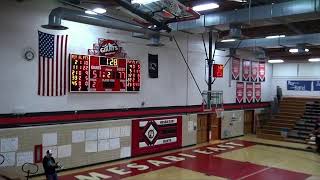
xmin=70 ymin=54 xmax=140 ymax=92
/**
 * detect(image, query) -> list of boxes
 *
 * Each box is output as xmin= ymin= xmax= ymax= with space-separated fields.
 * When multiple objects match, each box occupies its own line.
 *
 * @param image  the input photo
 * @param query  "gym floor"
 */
xmin=32 ymin=135 xmax=320 ymax=180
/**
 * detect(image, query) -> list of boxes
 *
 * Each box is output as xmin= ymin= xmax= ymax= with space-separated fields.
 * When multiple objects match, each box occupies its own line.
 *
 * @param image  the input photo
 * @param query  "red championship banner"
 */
xmin=259 ymin=62 xmax=266 ymax=82
xmin=236 ymin=82 xmax=244 ymax=103
xmin=232 ymin=57 xmax=240 ymax=80
xmin=246 ymin=82 xmax=254 ymax=103
xmin=213 ymin=64 xmax=224 ymax=78
xmin=254 ymin=83 xmax=262 ymax=103
xmin=131 ymin=116 xmax=182 ymax=157
xmin=251 ymin=61 xmax=259 ymax=82
xmin=242 ymin=59 xmax=251 ymax=81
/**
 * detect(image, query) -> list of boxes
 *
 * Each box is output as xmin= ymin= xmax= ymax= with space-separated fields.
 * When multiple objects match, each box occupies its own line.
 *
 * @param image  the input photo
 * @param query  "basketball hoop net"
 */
xmin=215 ymin=108 xmax=224 ymax=118
xmin=202 ymin=90 xmax=223 ymax=112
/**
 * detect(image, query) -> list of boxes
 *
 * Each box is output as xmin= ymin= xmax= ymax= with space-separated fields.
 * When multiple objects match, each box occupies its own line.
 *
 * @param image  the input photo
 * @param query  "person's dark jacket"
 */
xmin=42 ymin=156 xmax=58 ymax=175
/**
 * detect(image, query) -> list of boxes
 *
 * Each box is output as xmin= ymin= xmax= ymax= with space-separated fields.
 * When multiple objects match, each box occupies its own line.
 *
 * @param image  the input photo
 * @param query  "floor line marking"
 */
xmin=236 ymin=166 xmax=272 ymax=180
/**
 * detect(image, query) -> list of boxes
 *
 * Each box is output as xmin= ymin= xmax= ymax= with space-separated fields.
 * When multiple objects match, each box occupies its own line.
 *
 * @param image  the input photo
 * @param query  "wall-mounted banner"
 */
xmin=213 ymin=64 xmax=224 ymax=78
xmin=232 ymin=58 xmax=240 ymax=80
xmin=246 ymin=83 xmax=254 ymax=103
xmin=251 ymin=61 xmax=259 ymax=82
xmin=242 ymin=60 xmax=251 ymax=81
xmin=287 ymin=80 xmax=312 ymax=91
xmin=88 ymin=39 xmax=127 ymax=58
xmin=148 ymin=54 xmax=158 ymax=78
xmin=314 ymin=81 xmax=320 ymax=91
xmin=254 ymin=83 xmax=261 ymax=103
xmin=258 ymin=62 xmax=266 ymax=82
xmin=131 ymin=116 xmax=182 ymax=157
xmin=236 ymin=82 xmax=244 ymax=103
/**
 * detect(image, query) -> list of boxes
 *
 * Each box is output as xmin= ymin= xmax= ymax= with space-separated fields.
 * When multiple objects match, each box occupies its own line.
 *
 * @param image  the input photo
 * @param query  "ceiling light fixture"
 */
xmin=85 ymin=10 xmax=97 ymax=15
xmin=265 ymin=35 xmax=285 ymax=39
xmin=131 ymin=0 xmax=160 ymax=5
xmin=93 ymin=8 xmax=106 ymax=14
xmin=289 ymin=48 xmax=309 ymax=53
xmin=221 ymin=38 xmax=236 ymax=42
xmin=268 ymin=59 xmax=284 ymax=63
xmin=289 ymin=48 xmax=299 ymax=53
xmin=308 ymin=58 xmax=320 ymax=62
xmin=192 ymin=3 xmax=219 ymax=12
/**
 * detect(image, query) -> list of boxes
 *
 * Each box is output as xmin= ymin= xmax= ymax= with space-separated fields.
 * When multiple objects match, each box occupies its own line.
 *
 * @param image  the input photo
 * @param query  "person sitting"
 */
xmin=315 ymin=121 xmax=320 ymax=153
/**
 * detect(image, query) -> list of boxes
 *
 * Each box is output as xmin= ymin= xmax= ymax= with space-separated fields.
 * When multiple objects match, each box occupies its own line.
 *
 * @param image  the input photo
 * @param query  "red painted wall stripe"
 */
xmin=0 ymin=103 xmax=269 ymax=126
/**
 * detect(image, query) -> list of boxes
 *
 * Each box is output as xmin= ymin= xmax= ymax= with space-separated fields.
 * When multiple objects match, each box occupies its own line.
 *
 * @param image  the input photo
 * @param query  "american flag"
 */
xmin=38 ymin=31 xmax=68 ymax=96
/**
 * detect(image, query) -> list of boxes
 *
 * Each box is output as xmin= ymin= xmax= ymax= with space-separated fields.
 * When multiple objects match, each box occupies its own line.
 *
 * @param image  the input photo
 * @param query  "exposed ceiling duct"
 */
xmin=215 ymin=32 xmax=320 ymax=49
xmin=228 ymin=24 xmax=242 ymax=39
xmin=170 ymin=0 xmax=320 ymax=31
xmin=42 ymin=7 xmax=171 ymax=38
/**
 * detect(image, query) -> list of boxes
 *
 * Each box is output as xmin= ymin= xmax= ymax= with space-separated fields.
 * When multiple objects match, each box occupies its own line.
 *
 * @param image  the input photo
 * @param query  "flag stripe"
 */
xmin=64 ymin=35 xmax=68 ymax=95
xmin=60 ymin=35 xmax=63 ymax=96
xmin=42 ymin=57 xmax=45 ymax=96
xmin=51 ymin=50 xmax=54 ymax=96
xmin=38 ymin=55 xmax=41 ymax=95
xmin=47 ymin=58 xmax=50 ymax=96
xmin=56 ymin=36 xmax=59 ymax=96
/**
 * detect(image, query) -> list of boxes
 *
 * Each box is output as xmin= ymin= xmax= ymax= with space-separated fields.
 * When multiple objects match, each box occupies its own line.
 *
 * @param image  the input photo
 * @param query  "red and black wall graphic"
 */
xmin=131 ymin=116 xmax=182 ymax=157
xmin=236 ymin=82 xmax=244 ymax=103
xmin=232 ymin=57 xmax=240 ymax=80
xmin=258 ymin=62 xmax=266 ymax=82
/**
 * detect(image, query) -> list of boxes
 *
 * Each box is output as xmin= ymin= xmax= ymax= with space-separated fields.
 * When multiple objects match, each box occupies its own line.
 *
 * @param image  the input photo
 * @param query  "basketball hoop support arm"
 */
xmin=207 ymin=30 xmax=214 ymax=109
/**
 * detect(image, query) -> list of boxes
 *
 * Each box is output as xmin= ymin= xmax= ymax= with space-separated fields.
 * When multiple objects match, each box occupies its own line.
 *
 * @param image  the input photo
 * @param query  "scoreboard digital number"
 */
xmin=70 ymin=54 xmax=140 ymax=92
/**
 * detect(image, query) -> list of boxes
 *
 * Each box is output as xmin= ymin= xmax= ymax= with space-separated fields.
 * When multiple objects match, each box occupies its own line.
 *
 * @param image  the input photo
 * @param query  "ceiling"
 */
xmin=60 ymin=0 xmax=320 ymax=62
xmin=180 ymin=0 xmax=293 ymax=13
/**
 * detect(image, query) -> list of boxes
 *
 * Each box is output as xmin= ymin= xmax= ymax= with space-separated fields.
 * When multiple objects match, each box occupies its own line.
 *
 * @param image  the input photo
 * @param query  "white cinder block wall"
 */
xmin=0 ymin=0 xmax=273 ymax=114
xmin=272 ymin=63 xmax=320 ymax=97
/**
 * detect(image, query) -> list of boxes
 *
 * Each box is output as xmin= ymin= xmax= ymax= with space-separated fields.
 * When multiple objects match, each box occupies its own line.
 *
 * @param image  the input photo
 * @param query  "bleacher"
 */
xmin=257 ymin=97 xmax=320 ymax=144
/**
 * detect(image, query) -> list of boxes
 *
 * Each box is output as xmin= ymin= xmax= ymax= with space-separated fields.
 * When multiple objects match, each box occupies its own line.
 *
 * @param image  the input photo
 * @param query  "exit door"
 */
xmin=244 ymin=110 xmax=254 ymax=134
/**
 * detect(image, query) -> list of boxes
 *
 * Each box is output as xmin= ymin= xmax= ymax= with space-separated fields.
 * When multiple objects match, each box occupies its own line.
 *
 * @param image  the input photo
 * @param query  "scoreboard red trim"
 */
xmin=131 ymin=116 xmax=182 ymax=157
xmin=69 ymin=54 xmax=141 ymax=93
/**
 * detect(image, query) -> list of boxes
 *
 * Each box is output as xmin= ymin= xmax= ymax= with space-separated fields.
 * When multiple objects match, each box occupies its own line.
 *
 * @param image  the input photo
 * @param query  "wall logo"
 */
xmin=88 ymin=38 xmax=127 ymax=58
xmin=99 ymin=39 xmax=120 ymax=56
xmin=145 ymin=124 xmax=158 ymax=144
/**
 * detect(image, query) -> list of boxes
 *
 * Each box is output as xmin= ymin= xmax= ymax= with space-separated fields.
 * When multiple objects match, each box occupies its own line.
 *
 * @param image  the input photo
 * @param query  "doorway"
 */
xmin=244 ymin=110 xmax=254 ymax=134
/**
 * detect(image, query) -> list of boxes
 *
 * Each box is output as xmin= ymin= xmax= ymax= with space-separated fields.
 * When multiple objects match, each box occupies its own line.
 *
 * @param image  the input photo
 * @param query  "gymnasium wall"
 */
xmin=271 ymin=63 xmax=320 ymax=97
xmin=0 ymin=0 xmax=273 ymax=114
xmin=0 ymin=114 xmax=197 ymax=174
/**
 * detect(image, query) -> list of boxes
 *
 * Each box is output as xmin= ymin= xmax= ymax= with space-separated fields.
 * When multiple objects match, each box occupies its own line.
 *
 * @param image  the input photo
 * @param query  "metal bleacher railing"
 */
xmin=22 ymin=162 xmax=39 ymax=180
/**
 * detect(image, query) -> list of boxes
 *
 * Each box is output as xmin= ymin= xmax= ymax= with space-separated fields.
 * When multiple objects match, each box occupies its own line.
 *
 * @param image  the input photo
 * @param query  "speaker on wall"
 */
xmin=148 ymin=54 xmax=158 ymax=78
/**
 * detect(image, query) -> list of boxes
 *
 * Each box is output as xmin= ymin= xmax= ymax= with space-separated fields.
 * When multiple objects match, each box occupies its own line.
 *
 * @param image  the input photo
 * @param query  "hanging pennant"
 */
xmin=258 ymin=62 xmax=266 ymax=82
xmin=236 ymin=82 xmax=244 ymax=103
xmin=254 ymin=83 xmax=261 ymax=102
xmin=148 ymin=54 xmax=159 ymax=78
xmin=251 ymin=61 xmax=259 ymax=82
xmin=242 ymin=59 xmax=251 ymax=81
xmin=246 ymin=82 xmax=254 ymax=103
xmin=231 ymin=57 xmax=240 ymax=80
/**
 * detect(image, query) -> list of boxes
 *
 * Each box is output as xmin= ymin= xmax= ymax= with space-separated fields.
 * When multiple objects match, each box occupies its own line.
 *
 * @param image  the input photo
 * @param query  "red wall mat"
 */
xmin=131 ymin=116 xmax=182 ymax=157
